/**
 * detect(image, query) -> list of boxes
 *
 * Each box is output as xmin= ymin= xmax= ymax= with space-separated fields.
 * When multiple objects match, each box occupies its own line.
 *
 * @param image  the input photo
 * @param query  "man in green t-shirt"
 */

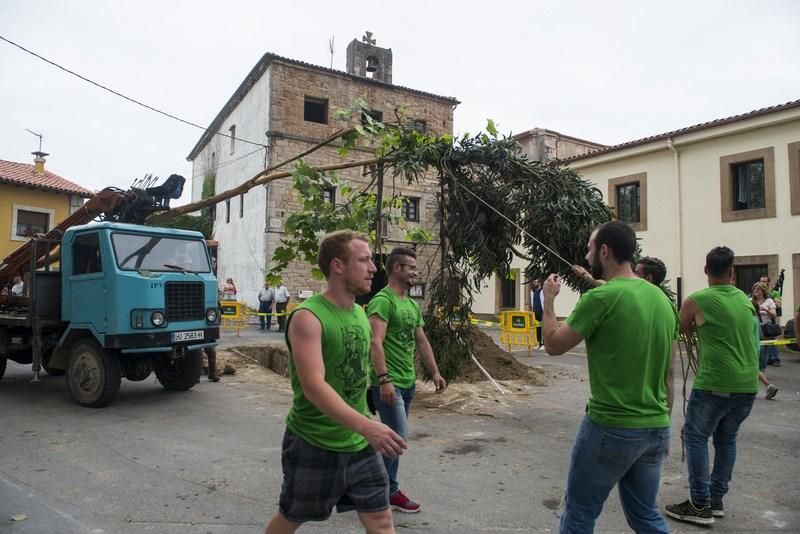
xmin=542 ymin=221 xmax=677 ymax=534
xmin=265 ymin=231 xmax=406 ymax=534
xmin=665 ymin=247 xmax=760 ymax=526
xmin=368 ymin=247 xmax=446 ymax=513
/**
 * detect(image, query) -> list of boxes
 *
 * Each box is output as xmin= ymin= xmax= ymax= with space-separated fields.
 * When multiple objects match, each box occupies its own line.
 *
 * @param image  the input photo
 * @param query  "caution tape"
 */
xmin=470 ymin=317 xmax=500 ymax=326
xmin=760 ymin=337 xmax=797 ymax=346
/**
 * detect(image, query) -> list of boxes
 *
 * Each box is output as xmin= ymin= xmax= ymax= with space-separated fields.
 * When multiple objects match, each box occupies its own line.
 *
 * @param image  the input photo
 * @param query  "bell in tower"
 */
xmin=346 ymin=32 xmax=393 ymax=84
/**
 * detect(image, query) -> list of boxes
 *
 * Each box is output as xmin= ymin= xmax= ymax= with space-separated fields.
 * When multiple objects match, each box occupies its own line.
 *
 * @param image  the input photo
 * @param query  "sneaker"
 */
xmin=710 ymin=497 xmax=724 ymax=518
xmin=390 ymin=490 xmax=421 ymax=513
xmin=766 ymin=384 xmax=779 ymax=400
xmin=208 ymin=376 xmax=220 ymax=382
xmin=665 ymin=499 xmax=714 ymax=525
xmin=772 ymin=360 xmax=781 ymax=367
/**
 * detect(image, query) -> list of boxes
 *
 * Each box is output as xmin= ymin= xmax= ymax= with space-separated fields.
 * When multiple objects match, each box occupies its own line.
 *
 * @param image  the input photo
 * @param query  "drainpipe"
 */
xmin=667 ymin=137 xmax=683 ymax=306
xmin=263 ymin=140 xmax=271 ymax=279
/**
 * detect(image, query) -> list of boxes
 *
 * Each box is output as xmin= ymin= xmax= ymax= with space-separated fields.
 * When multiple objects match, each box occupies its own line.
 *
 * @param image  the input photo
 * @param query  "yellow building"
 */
xmin=0 ymin=153 xmax=93 ymax=261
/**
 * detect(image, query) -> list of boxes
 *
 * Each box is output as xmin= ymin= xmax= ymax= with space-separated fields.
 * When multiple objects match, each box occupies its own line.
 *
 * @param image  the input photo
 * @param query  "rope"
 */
xmin=451 ymin=179 xmax=574 ymax=269
xmin=677 ymin=333 xmax=699 ymax=462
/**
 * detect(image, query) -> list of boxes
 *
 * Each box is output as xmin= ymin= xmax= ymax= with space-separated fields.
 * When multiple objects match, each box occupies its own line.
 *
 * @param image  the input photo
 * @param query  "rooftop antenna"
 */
xmin=328 ymin=35 xmax=335 ymax=69
xmin=25 ymin=128 xmax=44 ymax=152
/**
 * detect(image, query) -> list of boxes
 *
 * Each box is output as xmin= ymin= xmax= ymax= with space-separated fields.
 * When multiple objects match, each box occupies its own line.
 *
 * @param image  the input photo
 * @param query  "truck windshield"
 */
xmin=111 ymin=233 xmax=211 ymax=273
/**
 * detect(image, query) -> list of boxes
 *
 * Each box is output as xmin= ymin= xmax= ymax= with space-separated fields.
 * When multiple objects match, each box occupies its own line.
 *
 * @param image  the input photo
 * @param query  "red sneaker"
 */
xmin=390 ymin=490 xmax=421 ymax=513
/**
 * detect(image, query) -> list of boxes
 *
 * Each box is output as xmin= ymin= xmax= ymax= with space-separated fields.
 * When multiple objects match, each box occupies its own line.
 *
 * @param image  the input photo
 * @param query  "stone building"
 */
xmin=187 ymin=34 xmax=458 ymax=306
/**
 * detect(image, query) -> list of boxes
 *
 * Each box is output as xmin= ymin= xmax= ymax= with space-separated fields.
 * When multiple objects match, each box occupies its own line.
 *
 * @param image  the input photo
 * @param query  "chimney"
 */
xmin=346 ymin=32 xmax=393 ymax=84
xmin=32 ymin=151 xmax=49 ymax=174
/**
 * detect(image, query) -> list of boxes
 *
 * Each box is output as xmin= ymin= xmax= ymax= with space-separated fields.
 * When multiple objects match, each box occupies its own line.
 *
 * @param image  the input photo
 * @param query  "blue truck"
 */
xmin=0 ymin=179 xmax=220 ymax=407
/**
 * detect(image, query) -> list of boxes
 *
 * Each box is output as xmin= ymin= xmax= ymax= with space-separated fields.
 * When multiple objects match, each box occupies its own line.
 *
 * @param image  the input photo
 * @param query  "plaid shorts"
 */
xmin=278 ymin=429 xmax=389 ymax=522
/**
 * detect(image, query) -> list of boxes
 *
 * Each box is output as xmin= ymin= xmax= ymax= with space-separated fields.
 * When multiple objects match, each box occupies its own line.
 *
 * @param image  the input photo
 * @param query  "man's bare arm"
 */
xmin=291 ymin=310 xmax=405 ymax=456
xmin=679 ymin=297 xmax=700 ymax=335
xmin=542 ymin=274 xmax=585 ymax=355
xmin=415 ymin=327 xmax=446 ymax=391
xmin=369 ymin=315 xmax=396 ymax=405
xmin=572 ymin=265 xmax=605 ymax=287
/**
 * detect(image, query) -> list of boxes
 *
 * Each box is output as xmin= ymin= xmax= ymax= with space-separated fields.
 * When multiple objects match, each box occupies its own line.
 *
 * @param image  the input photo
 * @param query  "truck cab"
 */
xmin=0 ymin=222 xmax=220 ymax=407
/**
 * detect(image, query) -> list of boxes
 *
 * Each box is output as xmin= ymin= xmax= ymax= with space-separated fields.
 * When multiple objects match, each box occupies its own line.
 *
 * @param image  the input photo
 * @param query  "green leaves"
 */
xmin=486 ymin=119 xmax=498 ymax=137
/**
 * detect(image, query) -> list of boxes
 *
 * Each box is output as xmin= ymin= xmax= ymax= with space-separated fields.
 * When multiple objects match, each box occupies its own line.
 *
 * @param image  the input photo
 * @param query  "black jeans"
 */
xmin=258 ymin=300 xmax=273 ymax=330
xmin=204 ymin=346 xmax=217 ymax=379
xmin=276 ymin=302 xmax=288 ymax=331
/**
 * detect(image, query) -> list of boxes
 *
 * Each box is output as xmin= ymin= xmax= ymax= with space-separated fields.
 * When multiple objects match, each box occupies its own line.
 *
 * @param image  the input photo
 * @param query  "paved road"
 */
xmin=1 ymin=326 xmax=798 ymax=533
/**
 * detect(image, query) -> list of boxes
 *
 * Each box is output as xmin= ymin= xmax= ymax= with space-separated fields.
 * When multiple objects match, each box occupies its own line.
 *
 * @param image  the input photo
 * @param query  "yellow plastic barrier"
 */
xmin=499 ymin=310 xmax=539 ymax=354
xmin=220 ymin=301 xmax=244 ymax=336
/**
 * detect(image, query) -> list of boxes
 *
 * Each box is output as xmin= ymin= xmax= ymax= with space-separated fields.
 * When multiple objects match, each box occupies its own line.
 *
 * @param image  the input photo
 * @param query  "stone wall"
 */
xmin=265 ymin=60 xmax=454 ymax=307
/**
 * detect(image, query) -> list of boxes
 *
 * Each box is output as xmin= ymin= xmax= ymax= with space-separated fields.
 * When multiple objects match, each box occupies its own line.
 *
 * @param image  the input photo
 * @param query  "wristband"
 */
xmin=379 ymin=376 xmax=392 ymax=386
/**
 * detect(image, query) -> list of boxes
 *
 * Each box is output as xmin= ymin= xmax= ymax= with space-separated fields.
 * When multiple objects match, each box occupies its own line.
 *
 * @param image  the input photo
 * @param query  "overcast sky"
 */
xmin=1 ymin=0 xmax=798 ymax=204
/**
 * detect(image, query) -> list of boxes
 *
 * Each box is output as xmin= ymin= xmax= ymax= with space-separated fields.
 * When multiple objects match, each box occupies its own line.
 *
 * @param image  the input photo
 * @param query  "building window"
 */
xmin=720 ymin=147 xmax=775 ymax=222
xmin=69 ymin=195 xmax=84 ymax=215
xmin=361 ymin=110 xmax=383 ymax=125
xmin=402 ymin=197 xmax=420 ymax=222
xmin=239 ymin=193 xmax=245 ymax=218
xmin=409 ymin=283 xmax=425 ymax=299
xmin=228 ymin=125 xmax=236 ymax=155
xmin=73 ymin=232 xmax=102 ymax=275
xmin=380 ymin=218 xmax=389 ymax=239
xmin=616 ymin=183 xmax=640 ymax=224
xmin=11 ymin=205 xmax=54 ymax=241
xmin=322 ymin=187 xmax=336 ymax=204
xmin=607 ymin=173 xmax=647 ymax=231
xmin=225 ymin=199 xmax=231 ymax=223
xmin=789 ymin=141 xmax=800 ymax=216
xmin=731 ymin=160 xmax=765 ymax=211
xmin=732 ymin=254 xmax=778 ymax=295
xmin=304 ymin=96 xmax=328 ymax=124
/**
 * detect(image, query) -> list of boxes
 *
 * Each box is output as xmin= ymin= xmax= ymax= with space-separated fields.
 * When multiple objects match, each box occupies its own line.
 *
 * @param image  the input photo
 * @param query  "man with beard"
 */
xmin=542 ymin=221 xmax=677 ymax=534
xmin=368 ymin=247 xmax=446 ymax=513
xmin=265 ymin=231 xmax=406 ymax=534
xmin=573 ymin=255 xmax=668 ymax=287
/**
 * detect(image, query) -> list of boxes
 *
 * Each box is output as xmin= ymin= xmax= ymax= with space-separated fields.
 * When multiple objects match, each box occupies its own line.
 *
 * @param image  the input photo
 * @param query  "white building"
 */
xmin=473 ymin=99 xmax=800 ymax=319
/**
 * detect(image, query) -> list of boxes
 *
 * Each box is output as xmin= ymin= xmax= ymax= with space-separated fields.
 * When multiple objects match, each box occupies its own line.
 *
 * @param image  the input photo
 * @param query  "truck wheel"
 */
xmin=154 ymin=350 xmax=202 ymax=391
xmin=0 ymin=357 xmax=6 ymax=380
xmin=66 ymin=339 xmax=122 ymax=408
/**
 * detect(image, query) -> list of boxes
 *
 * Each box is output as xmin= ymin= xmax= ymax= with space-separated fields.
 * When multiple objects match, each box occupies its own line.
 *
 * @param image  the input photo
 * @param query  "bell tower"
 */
xmin=346 ymin=31 xmax=393 ymax=84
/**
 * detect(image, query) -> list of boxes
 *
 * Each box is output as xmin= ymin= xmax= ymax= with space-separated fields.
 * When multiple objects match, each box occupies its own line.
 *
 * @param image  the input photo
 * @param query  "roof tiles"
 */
xmin=0 ymin=160 xmax=94 ymax=197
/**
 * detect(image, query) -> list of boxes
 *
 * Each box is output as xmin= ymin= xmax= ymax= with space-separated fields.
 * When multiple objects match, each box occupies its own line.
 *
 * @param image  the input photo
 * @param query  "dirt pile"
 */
xmin=457 ymin=328 xmax=547 ymax=385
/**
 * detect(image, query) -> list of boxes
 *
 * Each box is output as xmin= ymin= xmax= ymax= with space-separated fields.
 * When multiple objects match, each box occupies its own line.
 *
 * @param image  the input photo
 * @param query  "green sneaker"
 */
xmin=665 ymin=499 xmax=715 ymax=525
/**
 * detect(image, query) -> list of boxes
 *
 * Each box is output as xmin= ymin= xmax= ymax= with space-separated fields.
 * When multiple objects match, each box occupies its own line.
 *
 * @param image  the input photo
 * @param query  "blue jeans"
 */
xmin=370 ymin=384 xmax=415 ymax=495
xmin=258 ymin=300 xmax=273 ymax=330
xmin=560 ymin=417 xmax=670 ymax=534
xmin=684 ymin=389 xmax=755 ymax=506
xmin=764 ymin=344 xmax=780 ymax=364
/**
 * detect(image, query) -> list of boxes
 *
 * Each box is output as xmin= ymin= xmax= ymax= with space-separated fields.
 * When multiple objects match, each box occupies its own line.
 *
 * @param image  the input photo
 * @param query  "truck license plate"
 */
xmin=172 ymin=330 xmax=204 ymax=342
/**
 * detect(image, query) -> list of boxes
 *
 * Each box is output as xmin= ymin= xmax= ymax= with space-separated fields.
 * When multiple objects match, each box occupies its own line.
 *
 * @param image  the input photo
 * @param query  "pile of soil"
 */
xmin=456 ymin=328 xmax=547 ymax=385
